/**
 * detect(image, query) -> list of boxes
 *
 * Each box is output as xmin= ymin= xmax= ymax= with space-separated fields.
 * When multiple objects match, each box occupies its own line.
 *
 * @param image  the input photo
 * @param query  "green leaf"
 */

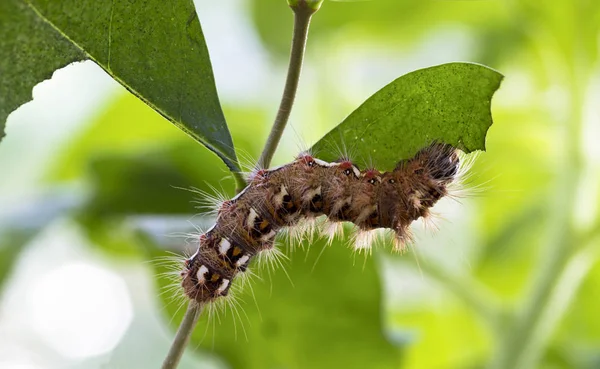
xmin=0 ymin=1 xmax=84 ymax=141
xmin=0 ymin=0 xmax=239 ymax=171
xmin=0 ymin=231 xmax=31 ymax=291
xmin=148 ymin=237 xmax=402 ymax=369
xmin=311 ymin=63 xmax=503 ymax=171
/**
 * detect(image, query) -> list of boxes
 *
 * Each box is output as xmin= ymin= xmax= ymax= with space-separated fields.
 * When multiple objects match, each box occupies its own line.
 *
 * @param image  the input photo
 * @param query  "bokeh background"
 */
xmin=1 ymin=0 xmax=599 ymax=368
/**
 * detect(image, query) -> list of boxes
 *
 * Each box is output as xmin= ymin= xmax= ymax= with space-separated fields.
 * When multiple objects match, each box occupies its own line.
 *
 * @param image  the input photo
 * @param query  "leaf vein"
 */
xmin=107 ymin=0 xmax=116 ymax=72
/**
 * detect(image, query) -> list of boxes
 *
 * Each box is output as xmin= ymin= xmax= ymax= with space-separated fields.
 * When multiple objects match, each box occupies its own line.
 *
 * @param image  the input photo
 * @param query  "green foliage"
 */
xmin=83 ymin=151 xmax=212 ymax=217
xmin=312 ymin=63 xmax=503 ymax=170
xmin=0 ymin=0 xmax=84 ymax=141
xmin=0 ymin=0 xmax=239 ymax=171
xmin=3 ymin=1 xmax=600 ymax=369
xmin=251 ymin=0 xmax=507 ymax=58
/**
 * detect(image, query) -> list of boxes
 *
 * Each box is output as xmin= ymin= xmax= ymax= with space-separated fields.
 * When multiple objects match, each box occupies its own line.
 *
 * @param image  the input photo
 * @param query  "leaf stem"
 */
xmin=232 ymin=170 xmax=248 ymax=193
xmin=258 ymin=2 xmax=318 ymax=168
xmin=161 ymin=302 xmax=203 ymax=369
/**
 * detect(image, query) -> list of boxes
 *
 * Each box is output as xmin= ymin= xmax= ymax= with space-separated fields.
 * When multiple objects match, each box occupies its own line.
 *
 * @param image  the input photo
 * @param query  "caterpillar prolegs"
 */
xmin=181 ymin=142 xmax=461 ymax=304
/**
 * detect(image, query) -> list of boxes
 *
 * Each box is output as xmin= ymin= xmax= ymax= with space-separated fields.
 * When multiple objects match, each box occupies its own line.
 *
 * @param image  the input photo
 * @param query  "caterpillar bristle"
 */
xmin=420 ymin=210 xmax=442 ymax=234
xmin=255 ymin=244 xmax=288 ymax=270
xmin=196 ymin=291 xmax=250 ymax=344
xmin=333 ymin=141 xmax=357 ymax=164
xmin=236 ymin=149 xmax=261 ymax=173
xmin=233 ymin=267 xmax=263 ymax=322
xmin=391 ymin=231 xmax=412 ymax=253
xmin=352 ymin=229 xmax=377 ymax=255
xmin=213 ymin=291 xmax=250 ymax=342
xmin=287 ymin=217 xmax=319 ymax=249
xmin=256 ymin=244 xmax=294 ymax=287
xmin=321 ymin=220 xmax=344 ymax=246
xmin=172 ymin=185 xmax=224 ymax=217
xmin=175 ymin=142 xmax=467 ymax=306
xmin=446 ymin=150 xmax=480 ymax=199
xmin=236 ymin=266 xmax=261 ymax=288
xmin=319 ymin=134 xmax=360 ymax=165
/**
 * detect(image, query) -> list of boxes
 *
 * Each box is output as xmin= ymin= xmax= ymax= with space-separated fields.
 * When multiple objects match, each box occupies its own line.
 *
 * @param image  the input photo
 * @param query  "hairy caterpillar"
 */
xmin=181 ymin=142 xmax=461 ymax=304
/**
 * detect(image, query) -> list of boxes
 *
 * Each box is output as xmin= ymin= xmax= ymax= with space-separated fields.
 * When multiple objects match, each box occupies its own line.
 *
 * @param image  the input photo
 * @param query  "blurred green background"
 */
xmin=1 ymin=0 xmax=599 ymax=368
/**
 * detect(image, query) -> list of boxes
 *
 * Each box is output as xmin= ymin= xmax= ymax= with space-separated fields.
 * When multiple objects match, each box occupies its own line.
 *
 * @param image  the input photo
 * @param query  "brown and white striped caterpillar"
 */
xmin=181 ymin=142 xmax=462 ymax=304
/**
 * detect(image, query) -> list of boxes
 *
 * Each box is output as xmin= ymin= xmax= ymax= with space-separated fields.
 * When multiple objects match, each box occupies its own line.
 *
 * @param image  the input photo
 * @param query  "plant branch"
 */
xmin=515 ymin=244 xmax=600 ymax=369
xmin=161 ymin=3 xmax=321 ymax=369
xmin=258 ymin=2 xmax=319 ymax=168
xmin=161 ymin=302 xmax=203 ymax=369
xmin=417 ymin=258 xmax=506 ymax=333
xmin=488 ymin=55 xmax=587 ymax=369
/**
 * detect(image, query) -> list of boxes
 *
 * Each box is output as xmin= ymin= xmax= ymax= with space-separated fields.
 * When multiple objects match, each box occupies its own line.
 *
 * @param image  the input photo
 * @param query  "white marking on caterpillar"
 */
xmin=331 ymin=196 xmax=352 ymax=215
xmin=219 ymin=238 xmax=231 ymax=255
xmin=246 ymin=208 xmax=258 ymax=229
xmin=315 ymin=158 xmax=336 ymax=167
xmin=236 ymin=255 xmax=250 ymax=267
xmin=304 ymin=186 xmax=321 ymax=202
xmin=217 ymin=279 xmax=230 ymax=294
xmin=260 ymin=230 xmax=277 ymax=241
xmin=273 ymin=185 xmax=288 ymax=207
xmin=356 ymin=205 xmax=377 ymax=224
xmin=196 ymin=265 xmax=209 ymax=284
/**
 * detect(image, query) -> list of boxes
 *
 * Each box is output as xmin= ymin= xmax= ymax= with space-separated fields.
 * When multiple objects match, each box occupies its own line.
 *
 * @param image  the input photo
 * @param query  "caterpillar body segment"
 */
xmin=181 ymin=143 xmax=461 ymax=303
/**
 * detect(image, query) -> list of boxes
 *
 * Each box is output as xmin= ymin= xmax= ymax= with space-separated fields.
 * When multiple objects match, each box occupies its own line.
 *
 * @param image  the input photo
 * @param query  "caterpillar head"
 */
xmin=376 ymin=143 xmax=461 ymax=232
xmin=181 ymin=236 xmax=233 ymax=303
xmin=393 ymin=143 xmax=460 ymax=189
xmin=412 ymin=142 xmax=460 ymax=185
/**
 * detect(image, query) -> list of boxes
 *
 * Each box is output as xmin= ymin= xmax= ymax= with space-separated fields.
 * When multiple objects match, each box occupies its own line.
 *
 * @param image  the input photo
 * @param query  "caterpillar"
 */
xmin=181 ymin=142 xmax=462 ymax=304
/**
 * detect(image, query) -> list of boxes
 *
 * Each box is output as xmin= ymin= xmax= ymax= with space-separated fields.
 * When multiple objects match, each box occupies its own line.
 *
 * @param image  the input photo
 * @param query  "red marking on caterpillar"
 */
xmin=181 ymin=142 xmax=462 ymax=304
